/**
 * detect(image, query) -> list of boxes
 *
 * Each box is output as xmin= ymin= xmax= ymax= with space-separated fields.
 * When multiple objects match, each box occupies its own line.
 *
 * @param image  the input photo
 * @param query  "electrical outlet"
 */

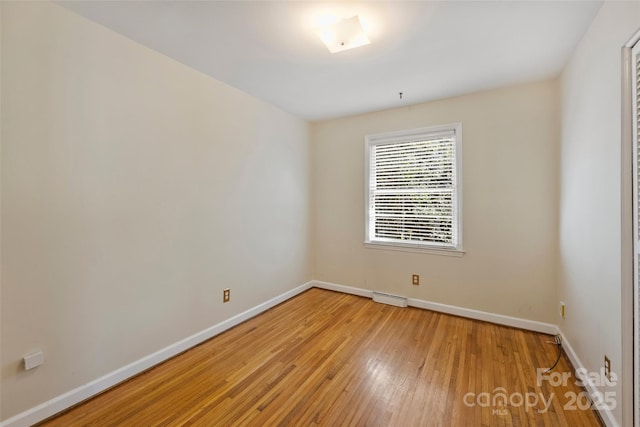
xmin=560 ymin=302 xmax=565 ymax=319
xmin=223 ymin=288 xmax=230 ymax=303
xmin=604 ymin=355 xmax=611 ymax=380
xmin=412 ymin=274 xmax=420 ymax=286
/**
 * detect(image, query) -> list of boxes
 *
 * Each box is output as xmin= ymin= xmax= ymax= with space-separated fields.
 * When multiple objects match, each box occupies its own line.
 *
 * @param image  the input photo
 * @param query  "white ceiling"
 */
xmin=58 ymin=1 xmax=603 ymax=121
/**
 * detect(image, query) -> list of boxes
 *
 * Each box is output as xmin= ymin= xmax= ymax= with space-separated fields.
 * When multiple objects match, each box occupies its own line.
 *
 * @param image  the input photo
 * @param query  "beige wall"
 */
xmin=559 ymin=2 xmax=640 ymax=425
xmin=4 ymin=0 xmax=637 ymax=424
xmin=0 ymin=1 xmax=311 ymax=420
xmin=312 ymin=80 xmax=559 ymax=323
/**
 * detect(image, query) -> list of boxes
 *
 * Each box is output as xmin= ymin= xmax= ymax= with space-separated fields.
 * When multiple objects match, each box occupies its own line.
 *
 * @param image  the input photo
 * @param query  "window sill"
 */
xmin=364 ymin=242 xmax=465 ymax=257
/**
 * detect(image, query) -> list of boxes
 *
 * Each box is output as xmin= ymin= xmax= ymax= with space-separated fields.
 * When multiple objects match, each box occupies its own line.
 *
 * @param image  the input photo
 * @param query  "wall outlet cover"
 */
xmin=24 ymin=351 xmax=44 ymax=370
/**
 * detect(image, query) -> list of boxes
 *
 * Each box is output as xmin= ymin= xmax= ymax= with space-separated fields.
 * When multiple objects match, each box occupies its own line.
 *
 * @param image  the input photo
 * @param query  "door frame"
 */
xmin=622 ymin=27 xmax=640 ymax=427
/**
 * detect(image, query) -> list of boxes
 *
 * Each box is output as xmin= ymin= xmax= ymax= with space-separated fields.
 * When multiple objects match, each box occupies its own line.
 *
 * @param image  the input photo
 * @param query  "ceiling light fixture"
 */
xmin=316 ymin=15 xmax=370 ymax=54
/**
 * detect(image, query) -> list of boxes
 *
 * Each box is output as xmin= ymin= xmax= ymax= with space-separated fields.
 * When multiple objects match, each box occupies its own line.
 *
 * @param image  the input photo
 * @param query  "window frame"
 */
xmin=364 ymin=123 xmax=464 ymax=256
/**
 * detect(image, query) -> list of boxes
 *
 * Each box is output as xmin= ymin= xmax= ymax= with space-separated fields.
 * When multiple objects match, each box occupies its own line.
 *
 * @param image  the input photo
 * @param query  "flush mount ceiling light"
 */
xmin=316 ymin=15 xmax=370 ymax=54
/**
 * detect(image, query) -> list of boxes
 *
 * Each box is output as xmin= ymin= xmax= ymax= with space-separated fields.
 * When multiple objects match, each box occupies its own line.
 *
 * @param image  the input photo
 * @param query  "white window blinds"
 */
xmin=365 ymin=124 xmax=462 ymax=252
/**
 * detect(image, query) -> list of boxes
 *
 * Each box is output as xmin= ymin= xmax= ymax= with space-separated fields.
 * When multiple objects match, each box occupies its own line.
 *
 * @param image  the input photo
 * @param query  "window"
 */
xmin=365 ymin=123 xmax=463 ymax=254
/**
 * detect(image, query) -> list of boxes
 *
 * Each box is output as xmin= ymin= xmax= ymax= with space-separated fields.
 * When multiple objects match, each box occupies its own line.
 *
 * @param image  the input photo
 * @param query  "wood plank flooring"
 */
xmin=39 ymin=288 xmax=603 ymax=426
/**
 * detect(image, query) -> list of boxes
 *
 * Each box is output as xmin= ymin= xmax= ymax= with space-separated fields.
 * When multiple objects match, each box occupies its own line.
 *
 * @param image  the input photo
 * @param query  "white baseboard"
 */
xmin=313 ymin=280 xmax=616 ymax=425
xmin=559 ymin=332 xmax=619 ymax=427
xmin=4 ymin=280 xmax=611 ymax=427
xmin=407 ymin=298 xmax=559 ymax=335
xmin=311 ymin=280 xmax=558 ymax=335
xmin=311 ymin=280 xmax=374 ymax=298
xmin=0 ymin=281 xmax=314 ymax=427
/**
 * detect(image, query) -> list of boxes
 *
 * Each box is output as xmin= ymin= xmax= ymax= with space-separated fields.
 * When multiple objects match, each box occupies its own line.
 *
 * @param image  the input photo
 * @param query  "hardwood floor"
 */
xmin=39 ymin=288 xmax=603 ymax=426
